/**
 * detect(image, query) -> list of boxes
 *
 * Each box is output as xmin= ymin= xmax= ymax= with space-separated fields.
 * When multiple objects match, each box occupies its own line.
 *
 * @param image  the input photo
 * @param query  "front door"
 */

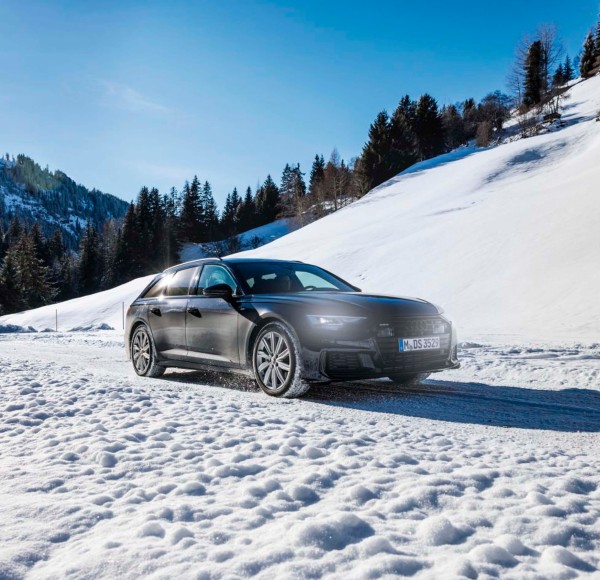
xmin=147 ymin=267 xmax=198 ymax=361
xmin=185 ymin=264 xmax=240 ymax=366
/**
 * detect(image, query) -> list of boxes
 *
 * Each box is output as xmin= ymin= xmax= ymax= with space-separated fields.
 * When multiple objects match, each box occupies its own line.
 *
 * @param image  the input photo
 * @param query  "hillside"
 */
xmin=0 ymin=154 xmax=128 ymax=248
xmin=1 ymin=75 xmax=600 ymax=342
xmin=234 ymin=75 xmax=600 ymax=342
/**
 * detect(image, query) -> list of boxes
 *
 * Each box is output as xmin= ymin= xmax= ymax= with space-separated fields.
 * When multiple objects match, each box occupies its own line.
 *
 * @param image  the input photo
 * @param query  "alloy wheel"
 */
xmin=132 ymin=328 xmax=151 ymax=375
xmin=255 ymin=331 xmax=291 ymax=392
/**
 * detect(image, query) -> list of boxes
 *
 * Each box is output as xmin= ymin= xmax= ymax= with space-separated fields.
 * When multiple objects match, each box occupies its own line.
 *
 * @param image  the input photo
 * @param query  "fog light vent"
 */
xmin=377 ymin=324 xmax=394 ymax=338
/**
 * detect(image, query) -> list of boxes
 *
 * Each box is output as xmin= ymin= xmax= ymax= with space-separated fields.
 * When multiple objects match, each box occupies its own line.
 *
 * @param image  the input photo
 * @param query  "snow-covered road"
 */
xmin=1 ymin=333 xmax=599 ymax=578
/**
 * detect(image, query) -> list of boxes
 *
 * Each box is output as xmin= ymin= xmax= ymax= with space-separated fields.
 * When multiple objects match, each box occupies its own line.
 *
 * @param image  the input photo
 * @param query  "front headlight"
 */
xmin=306 ymin=315 xmax=366 ymax=329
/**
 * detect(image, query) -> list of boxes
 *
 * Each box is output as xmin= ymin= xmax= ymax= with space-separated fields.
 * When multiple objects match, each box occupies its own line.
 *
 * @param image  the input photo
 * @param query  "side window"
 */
xmin=197 ymin=265 xmax=238 ymax=293
xmin=166 ymin=267 xmax=197 ymax=297
xmin=143 ymin=274 xmax=172 ymax=298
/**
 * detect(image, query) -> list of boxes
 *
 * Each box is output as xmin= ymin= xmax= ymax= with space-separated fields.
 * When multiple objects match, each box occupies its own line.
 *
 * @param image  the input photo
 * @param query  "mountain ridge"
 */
xmin=0 ymin=154 xmax=129 ymax=248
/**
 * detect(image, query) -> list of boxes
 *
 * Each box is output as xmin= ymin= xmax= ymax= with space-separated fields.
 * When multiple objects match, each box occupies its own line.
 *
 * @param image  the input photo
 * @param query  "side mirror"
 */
xmin=203 ymin=283 xmax=234 ymax=300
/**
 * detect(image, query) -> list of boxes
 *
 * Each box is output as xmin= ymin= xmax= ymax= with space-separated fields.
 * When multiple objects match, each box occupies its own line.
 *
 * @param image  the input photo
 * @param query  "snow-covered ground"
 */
xmin=1 ymin=332 xmax=599 ymax=578
xmin=2 ymin=76 xmax=600 ymax=578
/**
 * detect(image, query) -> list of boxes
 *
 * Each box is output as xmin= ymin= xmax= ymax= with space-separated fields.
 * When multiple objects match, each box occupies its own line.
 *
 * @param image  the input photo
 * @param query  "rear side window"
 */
xmin=166 ymin=267 xmax=197 ymax=296
xmin=142 ymin=275 xmax=171 ymax=298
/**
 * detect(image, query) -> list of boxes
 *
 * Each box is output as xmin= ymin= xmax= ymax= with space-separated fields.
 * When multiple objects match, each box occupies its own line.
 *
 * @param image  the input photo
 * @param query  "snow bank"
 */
xmin=0 ymin=275 xmax=154 ymax=333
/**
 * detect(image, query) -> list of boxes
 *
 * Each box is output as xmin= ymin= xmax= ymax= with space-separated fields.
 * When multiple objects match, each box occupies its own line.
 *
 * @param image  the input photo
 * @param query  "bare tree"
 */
xmin=537 ymin=24 xmax=564 ymax=95
xmin=508 ymin=35 xmax=532 ymax=108
xmin=508 ymin=25 xmax=563 ymax=108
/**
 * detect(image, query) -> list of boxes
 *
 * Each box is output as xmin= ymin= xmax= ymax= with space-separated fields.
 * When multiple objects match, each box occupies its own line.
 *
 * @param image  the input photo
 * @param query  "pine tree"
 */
xmin=309 ymin=154 xmax=325 ymax=196
xmin=100 ymin=219 xmax=119 ymax=289
xmin=11 ymin=232 xmax=56 ymax=308
xmin=563 ymin=55 xmax=574 ymax=82
xmin=414 ymin=94 xmax=445 ymax=160
xmin=220 ymin=188 xmax=241 ymax=236
xmin=279 ymin=164 xmax=294 ymax=215
xmin=114 ymin=203 xmax=141 ymax=284
xmin=462 ymin=98 xmax=478 ymax=139
xmin=390 ymin=96 xmax=419 ymax=172
xmin=360 ymin=110 xmax=393 ymax=189
xmin=237 ymin=187 xmax=256 ymax=232
xmin=5 ymin=216 xmax=23 ymax=247
xmin=255 ymin=175 xmax=280 ymax=225
xmin=47 ymin=229 xmax=65 ymax=263
xmin=135 ymin=186 xmax=153 ymax=272
xmin=200 ymin=181 xmax=219 ymax=242
xmin=441 ymin=104 xmax=466 ymax=150
xmin=0 ymin=248 xmax=24 ymax=313
xmin=580 ymin=32 xmax=596 ymax=78
xmin=78 ymin=224 xmax=102 ymax=296
xmin=30 ymin=222 xmax=49 ymax=266
xmin=552 ymin=63 xmax=565 ymax=86
xmin=524 ymin=40 xmax=543 ymax=106
xmin=179 ymin=178 xmax=204 ymax=243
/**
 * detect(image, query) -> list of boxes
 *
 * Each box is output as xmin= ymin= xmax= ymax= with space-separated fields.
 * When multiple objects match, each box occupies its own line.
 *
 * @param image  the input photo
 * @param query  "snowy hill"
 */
xmin=234 ymin=76 xmax=600 ymax=342
xmin=2 ymin=76 xmax=600 ymax=341
xmin=0 ymin=154 xmax=128 ymax=247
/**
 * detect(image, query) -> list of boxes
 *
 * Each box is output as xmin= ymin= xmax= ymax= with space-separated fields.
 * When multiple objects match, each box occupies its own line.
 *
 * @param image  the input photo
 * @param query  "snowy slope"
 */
xmin=0 ymin=275 xmax=155 ymax=333
xmin=233 ymin=76 xmax=600 ymax=342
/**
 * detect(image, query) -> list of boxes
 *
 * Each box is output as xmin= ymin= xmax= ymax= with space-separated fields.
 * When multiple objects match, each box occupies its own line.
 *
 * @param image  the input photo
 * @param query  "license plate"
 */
xmin=399 ymin=336 xmax=440 ymax=352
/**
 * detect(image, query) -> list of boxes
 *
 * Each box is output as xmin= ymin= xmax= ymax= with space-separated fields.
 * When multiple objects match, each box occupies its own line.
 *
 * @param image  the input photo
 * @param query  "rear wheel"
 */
xmin=130 ymin=325 xmax=165 ymax=378
xmin=252 ymin=322 xmax=310 ymax=398
xmin=387 ymin=372 xmax=430 ymax=386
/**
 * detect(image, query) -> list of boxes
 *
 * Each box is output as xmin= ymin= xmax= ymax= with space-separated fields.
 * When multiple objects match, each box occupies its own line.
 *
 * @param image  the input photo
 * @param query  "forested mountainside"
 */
xmin=0 ymin=154 xmax=128 ymax=249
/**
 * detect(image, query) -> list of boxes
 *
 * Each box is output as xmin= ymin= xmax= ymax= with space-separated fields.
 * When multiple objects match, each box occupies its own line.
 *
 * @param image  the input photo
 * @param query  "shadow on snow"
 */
xmin=160 ymin=370 xmax=600 ymax=433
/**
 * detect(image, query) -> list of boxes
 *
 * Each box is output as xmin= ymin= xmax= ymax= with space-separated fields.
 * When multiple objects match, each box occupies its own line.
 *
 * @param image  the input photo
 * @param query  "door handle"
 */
xmin=187 ymin=307 xmax=202 ymax=318
xmin=150 ymin=307 xmax=161 ymax=316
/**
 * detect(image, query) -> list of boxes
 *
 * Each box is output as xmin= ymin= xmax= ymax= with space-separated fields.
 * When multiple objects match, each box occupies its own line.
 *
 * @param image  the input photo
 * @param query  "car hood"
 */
xmin=246 ymin=292 xmax=440 ymax=318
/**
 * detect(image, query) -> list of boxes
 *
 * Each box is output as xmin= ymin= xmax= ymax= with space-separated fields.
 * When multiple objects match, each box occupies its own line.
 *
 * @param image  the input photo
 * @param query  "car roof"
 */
xmin=163 ymin=257 xmax=304 ymax=273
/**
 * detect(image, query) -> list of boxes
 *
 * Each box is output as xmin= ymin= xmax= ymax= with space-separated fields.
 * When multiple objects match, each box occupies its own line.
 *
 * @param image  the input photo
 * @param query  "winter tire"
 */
xmin=252 ymin=322 xmax=310 ymax=398
xmin=130 ymin=325 xmax=165 ymax=378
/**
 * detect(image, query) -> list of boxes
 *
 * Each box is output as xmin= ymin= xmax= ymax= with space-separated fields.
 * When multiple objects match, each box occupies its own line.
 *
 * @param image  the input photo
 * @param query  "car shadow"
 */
xmin=159 ymin=370 xmax=600 ymax=433
xmin=307 ymin=379 xmax=600 ymax=433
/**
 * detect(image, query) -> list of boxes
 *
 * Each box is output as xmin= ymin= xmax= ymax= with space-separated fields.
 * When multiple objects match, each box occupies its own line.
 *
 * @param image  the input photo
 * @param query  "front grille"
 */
xmin=377 ymin=316 xmax=450 ymax=371
xmin=325 ymin=351 xmax=377 ymax=380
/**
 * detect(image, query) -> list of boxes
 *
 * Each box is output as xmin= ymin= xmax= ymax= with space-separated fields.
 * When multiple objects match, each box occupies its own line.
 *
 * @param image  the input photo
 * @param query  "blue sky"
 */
xmin=1 ymin=0 xmax=597 ymax=207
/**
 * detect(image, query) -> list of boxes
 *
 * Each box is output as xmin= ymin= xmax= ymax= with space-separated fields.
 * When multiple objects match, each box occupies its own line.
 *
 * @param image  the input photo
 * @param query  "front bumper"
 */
xmin=300 ymin=318 xmax=460 ymax=382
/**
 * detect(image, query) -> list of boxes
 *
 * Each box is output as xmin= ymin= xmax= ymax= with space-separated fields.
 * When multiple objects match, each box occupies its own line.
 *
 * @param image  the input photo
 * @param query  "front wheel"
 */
xmin=252 ymin=322 xmax=310 ymax=398
xmin=130 ymin=325 xmax=165 ymax=378
xmin=387 ymin=372 xmax=430 ymax=386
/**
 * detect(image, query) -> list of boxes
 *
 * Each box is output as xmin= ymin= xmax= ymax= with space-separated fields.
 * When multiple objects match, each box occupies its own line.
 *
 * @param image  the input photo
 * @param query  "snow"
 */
xmin=1 ymin=77 xmax=600 ymax=578
xmin=0 ymin=275 xmax=155 ymax=333
xmin=0 ymin=332 xmax=598 ymax=578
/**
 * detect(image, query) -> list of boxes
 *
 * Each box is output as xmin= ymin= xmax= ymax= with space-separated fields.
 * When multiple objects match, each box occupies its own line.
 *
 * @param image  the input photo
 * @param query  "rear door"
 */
xmin=147 ymin=267 xmax=199 ymax=361
xmin=185 ymin=264 xmax=241 ymax=366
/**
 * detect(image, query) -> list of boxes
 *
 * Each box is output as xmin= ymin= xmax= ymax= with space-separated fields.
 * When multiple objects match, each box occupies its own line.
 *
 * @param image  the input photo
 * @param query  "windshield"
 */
xmin=230 ymin=262 xmax=356 ymax=294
